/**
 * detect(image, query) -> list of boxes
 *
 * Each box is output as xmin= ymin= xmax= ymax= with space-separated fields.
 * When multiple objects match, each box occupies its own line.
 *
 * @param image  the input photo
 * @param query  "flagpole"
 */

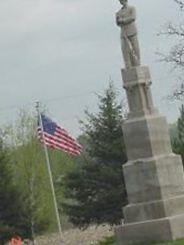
xmin=36 ymin=101 xmax=64 ymax=244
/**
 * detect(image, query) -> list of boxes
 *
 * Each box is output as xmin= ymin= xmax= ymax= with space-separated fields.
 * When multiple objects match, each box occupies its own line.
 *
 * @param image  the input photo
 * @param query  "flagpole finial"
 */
xmin=36 ymin=101 xmax=41 ymax=117
xmin=35 ymin=101 xmax=40 ymax=110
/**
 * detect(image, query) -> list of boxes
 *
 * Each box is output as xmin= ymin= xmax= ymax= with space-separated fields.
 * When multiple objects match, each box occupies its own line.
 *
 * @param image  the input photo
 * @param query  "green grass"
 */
xmin=151 ymin=240 xmax=184 ymax=245
xmin=97 ymin=236 xmax=184 ymax=245
xmin=97 ymin=236 xmax=116 ymax=245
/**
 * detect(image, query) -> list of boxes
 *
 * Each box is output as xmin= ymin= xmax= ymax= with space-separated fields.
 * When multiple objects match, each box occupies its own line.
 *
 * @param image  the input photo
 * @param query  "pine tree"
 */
xmin=63 ymin=83 xmax=127 ymax=228
xmin=172 ymin=105 xmax=184 ymax=164
xmin=0 ymin=139 xmax=25 ymax=244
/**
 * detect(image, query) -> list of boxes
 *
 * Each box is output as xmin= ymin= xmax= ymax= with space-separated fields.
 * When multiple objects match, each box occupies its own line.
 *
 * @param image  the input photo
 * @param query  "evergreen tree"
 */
xmin=172 ymin=105 xmax=184 ymax=164
xmin=63 ymin=83 xmax=127 ymax=228
xmin=0 ymin=139 xmax=25 ymax=244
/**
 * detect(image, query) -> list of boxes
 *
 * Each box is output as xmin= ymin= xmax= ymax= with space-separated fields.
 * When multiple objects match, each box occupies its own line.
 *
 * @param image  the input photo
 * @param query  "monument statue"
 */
xmin=115 ymin=0 xmax=184 ymax=244
xmin=116 ymin=0 xmax=140 ymax=68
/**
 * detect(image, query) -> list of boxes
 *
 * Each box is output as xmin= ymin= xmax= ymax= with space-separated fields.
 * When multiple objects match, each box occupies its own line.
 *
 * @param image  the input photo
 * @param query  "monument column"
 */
xmin=115 ymin=0 xmax=184 ymax=244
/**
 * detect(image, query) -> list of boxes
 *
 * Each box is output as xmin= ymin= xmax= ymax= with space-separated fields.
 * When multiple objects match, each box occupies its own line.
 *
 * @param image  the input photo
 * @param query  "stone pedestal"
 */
xmin=116 ymin=66 xmax=184 ymax=244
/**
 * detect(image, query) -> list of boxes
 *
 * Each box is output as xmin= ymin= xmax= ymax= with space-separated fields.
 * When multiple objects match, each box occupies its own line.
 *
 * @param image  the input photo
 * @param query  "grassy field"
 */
xmin=154 ymin=241 xmax=184 ymax=245
xmin=97 ymin=236 xmax=184 ymax=245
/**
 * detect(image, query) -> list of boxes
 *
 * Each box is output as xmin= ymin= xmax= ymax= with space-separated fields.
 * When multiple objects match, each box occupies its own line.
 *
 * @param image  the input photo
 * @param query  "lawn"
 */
xmin=97 ymin=236 xmax=184 ymax=245
xmin=151 ymin=241 xmax=184 ymax=245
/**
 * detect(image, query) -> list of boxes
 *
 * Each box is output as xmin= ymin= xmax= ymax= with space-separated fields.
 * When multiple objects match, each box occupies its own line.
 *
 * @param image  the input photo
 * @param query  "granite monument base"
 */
xmin=115 ymin=65 xmax=184 ymax=244
xmin=115 ymin=214 xmax=184 ymax=245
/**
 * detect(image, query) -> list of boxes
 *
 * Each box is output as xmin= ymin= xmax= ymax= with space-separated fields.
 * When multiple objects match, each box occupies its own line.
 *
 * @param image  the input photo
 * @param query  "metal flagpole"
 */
xmin=36 ymin=101 xmax=64 ymax=244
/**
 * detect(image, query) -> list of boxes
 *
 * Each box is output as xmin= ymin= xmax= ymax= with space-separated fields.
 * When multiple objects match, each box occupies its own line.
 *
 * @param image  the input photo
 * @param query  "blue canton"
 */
xmin=41 ymin=114 xmax=57 ymax=135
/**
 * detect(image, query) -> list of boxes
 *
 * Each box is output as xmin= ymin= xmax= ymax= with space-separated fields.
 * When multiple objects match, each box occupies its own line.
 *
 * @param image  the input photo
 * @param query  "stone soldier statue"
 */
xmin=116 ymin=0 xmax=141 ymax=68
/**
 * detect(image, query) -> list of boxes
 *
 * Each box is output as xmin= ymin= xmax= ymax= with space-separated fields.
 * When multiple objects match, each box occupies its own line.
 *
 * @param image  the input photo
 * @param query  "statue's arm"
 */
xmin=116 ymin=7 xmax=136 ymax=26
xmin=124 ymin=8 xmax=136 ymax=24
xmin=116 ymin=14 xmax=123 ymax=26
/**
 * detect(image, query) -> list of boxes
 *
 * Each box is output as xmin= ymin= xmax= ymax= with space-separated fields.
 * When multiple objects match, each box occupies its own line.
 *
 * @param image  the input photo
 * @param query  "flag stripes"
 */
xmin=37 ymin=114 xmax=83 ymax=155
xmin=37 ymin=129 xmax=82 ymax=155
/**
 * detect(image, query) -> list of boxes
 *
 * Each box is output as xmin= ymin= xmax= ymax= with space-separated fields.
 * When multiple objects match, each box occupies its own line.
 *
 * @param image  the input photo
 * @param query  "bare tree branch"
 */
xmin=156 ymin=0 xmax=184 ymax=100
xmin=174 ymin=0 xmax=184 ymax=10
xmin=157 ymin=43 xmax=184 ymax=69
xmin=158 ymin=22 xmax=184 ymax=37
xmin=168 ymin=83 xmax=184 ymax=100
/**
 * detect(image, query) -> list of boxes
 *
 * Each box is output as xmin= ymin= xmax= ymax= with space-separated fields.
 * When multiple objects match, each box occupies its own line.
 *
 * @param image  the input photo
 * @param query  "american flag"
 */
xmin=37 ymin=114 xmax=83 ymax=155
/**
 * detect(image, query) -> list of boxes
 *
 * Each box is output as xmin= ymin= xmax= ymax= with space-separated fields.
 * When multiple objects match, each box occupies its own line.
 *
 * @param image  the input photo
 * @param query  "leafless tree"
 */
xmin=174 ymin=0 xmax=184 ymax=9
xmin=157 ymin=0 xmax=184 ymax=100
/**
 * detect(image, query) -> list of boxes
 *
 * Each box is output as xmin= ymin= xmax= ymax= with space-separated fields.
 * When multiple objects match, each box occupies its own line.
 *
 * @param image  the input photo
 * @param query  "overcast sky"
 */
xmin=0 ymin=0 xmax=182 ymax=136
